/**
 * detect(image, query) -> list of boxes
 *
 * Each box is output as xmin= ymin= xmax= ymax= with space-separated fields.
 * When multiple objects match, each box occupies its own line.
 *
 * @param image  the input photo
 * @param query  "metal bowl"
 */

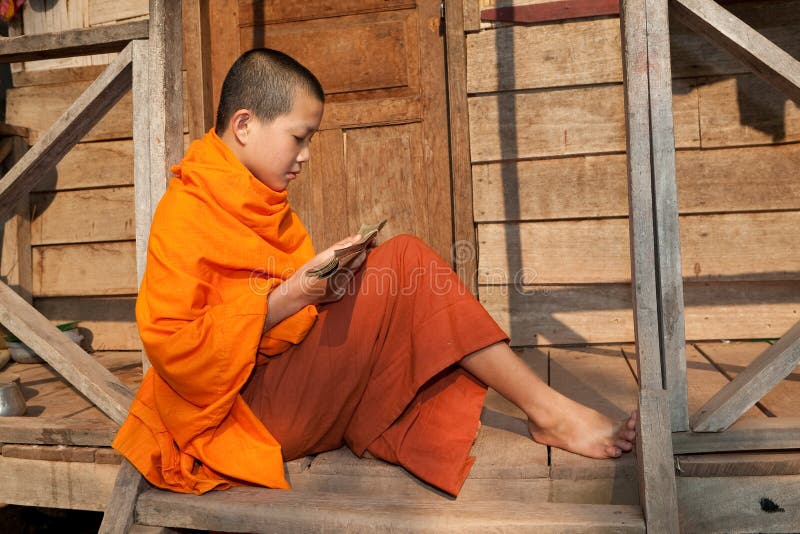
xmin=0 ymin=376 xmax=26 ymax=416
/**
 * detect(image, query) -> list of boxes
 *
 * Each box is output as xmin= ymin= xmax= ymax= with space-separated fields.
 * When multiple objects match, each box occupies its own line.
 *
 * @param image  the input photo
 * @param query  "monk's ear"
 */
xmin=230 ymin=109 xmax=252 ymax=145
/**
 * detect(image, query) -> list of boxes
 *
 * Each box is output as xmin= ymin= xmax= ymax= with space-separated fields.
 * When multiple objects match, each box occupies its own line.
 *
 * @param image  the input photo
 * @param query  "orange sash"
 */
xmin=113 ymin=129 xmax=317 ymax=493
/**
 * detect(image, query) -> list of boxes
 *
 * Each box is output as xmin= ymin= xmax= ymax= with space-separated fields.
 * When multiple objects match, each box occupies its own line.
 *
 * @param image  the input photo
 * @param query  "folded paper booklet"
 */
xmin=306 ymin=219 xmax=387 ymax=279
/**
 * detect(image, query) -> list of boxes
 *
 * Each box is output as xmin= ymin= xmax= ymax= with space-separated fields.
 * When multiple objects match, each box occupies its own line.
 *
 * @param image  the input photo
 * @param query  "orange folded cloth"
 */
xmin=113 ymin=129 xmax=317 ymax=494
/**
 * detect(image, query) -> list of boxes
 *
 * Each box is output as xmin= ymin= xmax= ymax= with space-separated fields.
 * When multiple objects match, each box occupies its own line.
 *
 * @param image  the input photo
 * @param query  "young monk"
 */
xmin=113 ymin=48 xmax=637 ymax=496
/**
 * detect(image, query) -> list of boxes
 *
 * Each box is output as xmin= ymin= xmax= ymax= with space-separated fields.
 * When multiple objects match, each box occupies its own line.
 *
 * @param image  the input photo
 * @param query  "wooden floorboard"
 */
xmin=549 ymin=345 xmax=639 ymax=480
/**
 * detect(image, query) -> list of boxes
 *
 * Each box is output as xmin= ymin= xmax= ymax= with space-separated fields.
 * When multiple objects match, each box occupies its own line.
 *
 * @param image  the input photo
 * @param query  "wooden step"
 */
xmin=134 ymin=486 xmax=645 ymax=533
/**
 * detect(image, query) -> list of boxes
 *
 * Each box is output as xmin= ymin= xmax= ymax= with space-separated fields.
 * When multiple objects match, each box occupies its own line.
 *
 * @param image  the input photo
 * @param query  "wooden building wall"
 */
xmin=3 ymin=0 xmax=151 ymax=351
xmin=467 ymin=0 xmax=800 ymax=346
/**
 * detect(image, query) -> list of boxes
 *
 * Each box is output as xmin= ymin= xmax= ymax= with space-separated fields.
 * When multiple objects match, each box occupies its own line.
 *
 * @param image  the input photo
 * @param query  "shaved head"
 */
xmin=215 ymin=48 xmax=324 ymax=135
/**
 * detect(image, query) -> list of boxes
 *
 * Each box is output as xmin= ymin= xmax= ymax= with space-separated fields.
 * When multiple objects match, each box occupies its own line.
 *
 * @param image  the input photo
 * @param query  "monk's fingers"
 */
xmin=348 ymin=250 xmax=368 ymax=271
xmin=334 ymin=233 xmax=362 ymax=249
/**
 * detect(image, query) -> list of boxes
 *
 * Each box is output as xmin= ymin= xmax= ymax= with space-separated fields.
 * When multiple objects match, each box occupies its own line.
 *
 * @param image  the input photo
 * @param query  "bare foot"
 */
xmin=528 ymin=401 xmax=637 ymax=459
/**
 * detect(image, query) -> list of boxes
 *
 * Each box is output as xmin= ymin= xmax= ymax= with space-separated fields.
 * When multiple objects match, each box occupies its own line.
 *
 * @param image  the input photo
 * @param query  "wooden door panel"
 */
xmin=241 ymin=9 xmax=420 ymax=99
xmin=239 ymin=0 xmax=417 ymax=26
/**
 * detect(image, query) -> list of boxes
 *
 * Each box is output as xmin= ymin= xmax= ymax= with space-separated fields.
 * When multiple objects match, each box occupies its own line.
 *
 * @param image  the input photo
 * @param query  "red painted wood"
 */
xmin=481 ymin=0 xmax=767 ymax=24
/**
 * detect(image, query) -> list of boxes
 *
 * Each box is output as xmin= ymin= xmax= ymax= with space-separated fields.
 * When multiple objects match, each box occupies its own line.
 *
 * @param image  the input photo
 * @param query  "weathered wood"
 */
xmin=1 ymin=136 xmax=32 ymax=303
xmin=30 ymin=187 xmax=134 ymax=245
xmin=482 ymin=0 xmax=619 ymax=23
xmin=645 ymin=0 xmax=689 ymax=432
xmin=692 ymin=321 xmax=800 ymax=431
xmin=671 ymin=0 xmax=800 ymax=103
xmin=480 ymin=280 xmax=800 ymax=346
xmin=445 ymin=0 xmax=477 ymax=295
xmin=0 ymin=44 xmax=133 ymax=220
xmin=696 ymin=341 xmax=800 ymax=417
xmin=136 ymin=486 xmax=645 ymax=532
xmin=31 ymin=140 xmax=134 ymax=191
xmin=34 ymin=297 xmax=140 ymax=351
xmin=90 ymin=0 xmax=150 ymax=26
xmin=1 ymin=444 xmax=97 ymax=463
xmin=33 ymin=241 xmax=138 ymax=297
xmin=675 ymin=451 xmax=800 ymax=477
xmin=0 ymin=283 xmax=133 ymax=424
xmin=133 ymin=39 xmax=152 ymax=292
xmin=549 ymin=346 xmax=639 ymax=481
xmin=698 ymin=74 xmax=800 ymax=147
xmin=0 ymin=454 xmax=118 ymax=511
xmin=0 ymin=20 xmax=148 ymax=63
xmin=208 ymin=0 xmax=240 ymax=113
xmin=12 ymin=64 xmax=107 ymax=87
xmin=0 ymin=416 xmax=116 ymax=446
xmin=95 ymin=448 xmax=124 ymax=465
xmin=620 ymin=2 xmax=679 ymax=529
xmin=673 ymin=417 xmax=800 ymax=454
xmin=463 ymin=0 xmax=480 ymax=32
xmin=99 ymin=459 xmax=149 ymax=534
xmin=182 ymin=0 xmax=213 ymax=141
xmin=677 ymin=474 xmax=800 ymax=533
xmin=239 ymin=0 xmax=415 ymax=26
xmin=468 ymin=80 xmax=700 ymax=162
xmin=478 ymin=211 xmax=800 ymax=285
xmin=472 ymin=143 xmax=800 ymax=222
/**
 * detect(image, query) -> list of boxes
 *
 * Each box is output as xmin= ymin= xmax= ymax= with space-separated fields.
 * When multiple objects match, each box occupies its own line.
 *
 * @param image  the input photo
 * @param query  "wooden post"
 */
xmin=183 ymin=0 xmax=214 ymax=141
xmin=445 ymin=0 xmax=478 ymax=296
xmin=0 ymin=135 xmax=32 ymax=304
xmin=645 ymin=0 xmax=689 ymax=432
xmin=620 ymin=0 xmax=680 ymax=530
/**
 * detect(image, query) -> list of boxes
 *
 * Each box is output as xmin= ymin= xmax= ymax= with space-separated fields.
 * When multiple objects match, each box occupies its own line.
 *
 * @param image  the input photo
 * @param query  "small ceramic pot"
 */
xmin=0 ymin=376 xmax=26 ymax=416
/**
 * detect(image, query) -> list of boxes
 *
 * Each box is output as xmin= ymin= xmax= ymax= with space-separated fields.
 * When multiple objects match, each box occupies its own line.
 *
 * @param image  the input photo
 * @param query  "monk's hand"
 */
xmin=301 ymin=234 xmax=368 ymax=305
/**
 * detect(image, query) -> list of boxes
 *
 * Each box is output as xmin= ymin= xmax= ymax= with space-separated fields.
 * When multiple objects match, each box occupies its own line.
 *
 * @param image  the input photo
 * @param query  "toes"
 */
xmin=607 ymin=445 xmax=622 ymax=458
xmin=615 ymin=439 xmax=633 ymax=452
xmin=627 ymin=410 xmax=638 ymax=430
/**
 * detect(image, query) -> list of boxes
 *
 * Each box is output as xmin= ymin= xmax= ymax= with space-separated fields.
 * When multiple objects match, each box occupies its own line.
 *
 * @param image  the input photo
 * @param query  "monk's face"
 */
xmin=239 ymin=90 xmax=324 ymax=192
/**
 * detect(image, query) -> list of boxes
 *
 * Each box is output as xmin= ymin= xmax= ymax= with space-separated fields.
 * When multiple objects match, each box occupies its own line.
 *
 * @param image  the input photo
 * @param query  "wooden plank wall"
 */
xmin=2 ymin=0 xmax=150 ymax=351
xmin=468 ymin=0 xmax=800 ymax=346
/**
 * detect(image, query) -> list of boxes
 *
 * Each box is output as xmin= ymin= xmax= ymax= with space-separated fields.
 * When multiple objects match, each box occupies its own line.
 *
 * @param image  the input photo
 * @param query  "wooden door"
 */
xmin=209 ymin=0 xmax=453 ymax=261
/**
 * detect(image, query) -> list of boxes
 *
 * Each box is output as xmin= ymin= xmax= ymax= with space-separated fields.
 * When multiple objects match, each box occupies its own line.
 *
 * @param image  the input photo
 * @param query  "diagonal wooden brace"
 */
xmin=0 ymin=281 xmax=133 ymax=424
xmin=670 ymin=0 xmax=800 ymax=103
xmin=0 ymin=41 xmax=133 ymax=221
xmin=691 ymin=321 xmax=800 ymax=432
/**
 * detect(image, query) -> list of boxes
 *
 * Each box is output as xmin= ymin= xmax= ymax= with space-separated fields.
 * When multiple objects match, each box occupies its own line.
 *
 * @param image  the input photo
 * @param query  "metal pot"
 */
xmin=0 ymin=376 xmax=26 ymax=416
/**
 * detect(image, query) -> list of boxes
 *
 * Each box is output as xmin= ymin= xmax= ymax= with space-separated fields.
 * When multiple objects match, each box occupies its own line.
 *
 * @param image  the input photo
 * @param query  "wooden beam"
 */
xmin=0 ymin=43 xmax=133 ymax=220
xmin=645 ymin=0 xmax=689 ymax=432
xmin=0 ymin=20 xmax=148 ymax=63
xmin=0 ymin=282 xmax=134 ymax=424
xmin=620 ymin=0 xmax=679 ymax=530
xmin=0 ymin=416 xmax=116 ymax=446
xmin=691 ymin=321 xmax=800 ymax=431
xmin=1 ymin=136 xmax=32 ymax=303
xmin=98 ymin=459 xmax=150 ymax=534
xmin=482 ymin=0 xmax=619 ymax=23
xmin=671 ymin=0 xmax=800 ymax=103
xmin=445 ymin=0 xmax=478 ymax=296
xmin=674 ymin=416 xmax=800 ymax=454
xmin=133 ymin=39 xmax=151 ymax=290
xmin=183 ymin=0 xmax=214 ymax=140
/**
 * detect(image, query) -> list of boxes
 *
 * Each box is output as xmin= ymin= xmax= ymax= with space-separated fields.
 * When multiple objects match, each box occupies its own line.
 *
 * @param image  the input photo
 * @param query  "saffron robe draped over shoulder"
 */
xmin=112 ymin=129 xmax=318 ymax=494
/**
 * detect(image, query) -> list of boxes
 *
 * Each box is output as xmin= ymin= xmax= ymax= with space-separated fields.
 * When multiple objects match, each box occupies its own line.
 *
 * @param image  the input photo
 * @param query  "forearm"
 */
xmin=262 ymin=273 xmax=320 ymax=332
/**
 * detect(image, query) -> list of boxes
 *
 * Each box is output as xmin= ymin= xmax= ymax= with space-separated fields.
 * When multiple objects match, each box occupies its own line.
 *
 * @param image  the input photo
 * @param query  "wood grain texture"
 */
xmin=31 ymin=187 xmax=135 ymax=245
xmin=478 ymin=211 xmax=800 ymax=284
xmin=33 ymin=241 xmax=137 ymax=297
xmin=182 ymin=0 xmax=213 ymax=141
xmin=0 ymin=454 xmax=118 ymax=511
xmin=90 ymin=0 xmax=149 ymax=26
xmin=0 ymin=283 xmax=134 ymax=425
xmin=698 ymin=74 xmax=800 ymax=147
xmin=695 ymin=341 xmax=800 ymax=417
xmin=671 ymin=0 xmax=800 ymax=103
xmin=691 ymin=321 xmax=800 ymax=431
xmin=549 ymin=346 xmax=638 ymax=480
xmin=208 ymin=0 xmax=240 ymax=113
xmin=0 ymin=45 xmax=133 ymax=221
xmin=0 ymin=20 xmax=148 ymax=63
xmin=446 ymin=0 xmax=478 ymax=294
xmin=677 ymin=474 xmax=800 ymax=533
xmin=34 ymin=297 xmax=140 ymax=351
xmin=98 ymin=459 xmax=149 ymax=533
xmin=673 ymin=417 xmax=800 ymax=454
xmin=468 ymin=81 xmax=699 ymax=162
xmin=13 ymin=64 xmax=107 ymax=88
xmin=1 ymin=137 xmax=33 ymax=303
xmin=472 ymin=143 xmax=800 ymax=222
xmin=135 ymin=486 xmax=645 ymax=532
xmin=675 ymin=451 xmax=800 ymax=477
xmin=0 ymin=417 xmax=116 ymax=446
xmin=479 ymin=280 xmax=800 ymax=346
xmin=238 ymin=0 xmax=416 ymax=27
xmin=1 ymin=444 xmax=97 ymax=463
xmin=463 ymin=0 xmax=481 ymax=31
xmin=30 ymin=140 xmax=134 ymax=192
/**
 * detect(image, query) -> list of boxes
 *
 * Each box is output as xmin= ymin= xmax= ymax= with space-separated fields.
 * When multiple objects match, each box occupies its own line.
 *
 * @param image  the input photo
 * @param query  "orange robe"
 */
xmin=113 ymin=129 xmax=318 ymax=493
